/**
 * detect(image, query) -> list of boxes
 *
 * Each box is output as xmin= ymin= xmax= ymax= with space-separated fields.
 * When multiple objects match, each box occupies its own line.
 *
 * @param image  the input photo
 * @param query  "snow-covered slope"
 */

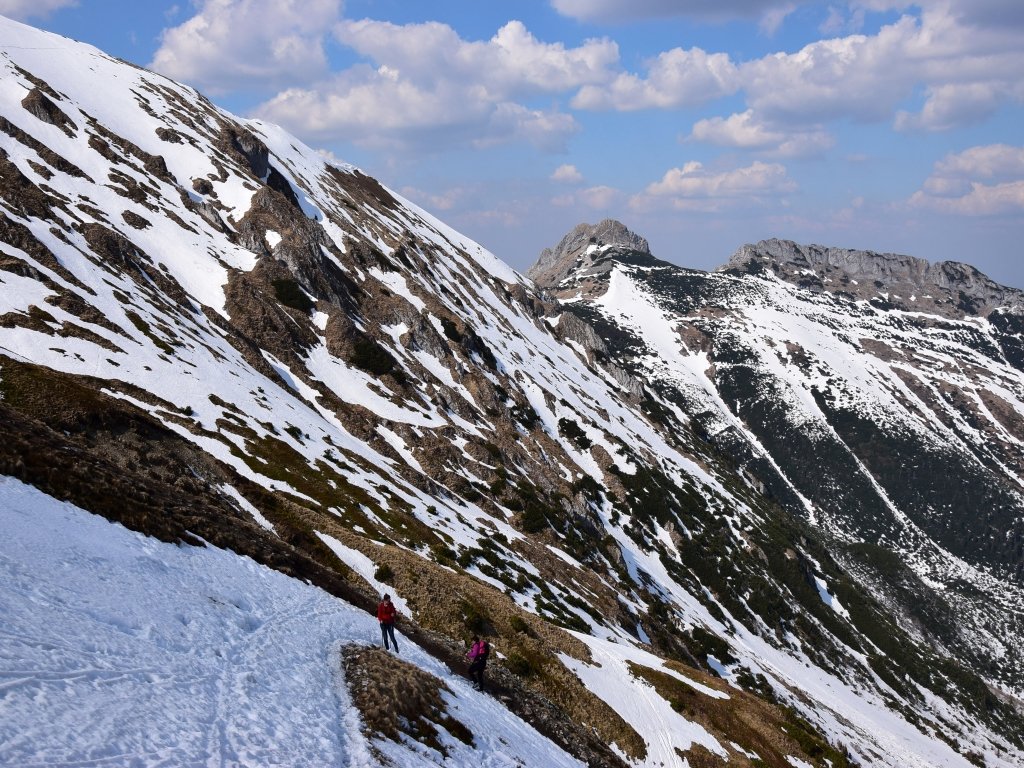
xmin=0 ymin=476 xmax=582 ymax=768
xmin=535 ymin=222 xmax=1024 ymax=759
xmin=2 ymin=16 xmax=1023 ymax=767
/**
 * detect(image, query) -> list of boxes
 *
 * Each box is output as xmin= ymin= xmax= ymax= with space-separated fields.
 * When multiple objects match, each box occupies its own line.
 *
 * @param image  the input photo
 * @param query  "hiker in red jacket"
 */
xmin=377 ymin=594 xmax=399 ymax=653
xmin=466 ymin=635 xmax=490 ymax=691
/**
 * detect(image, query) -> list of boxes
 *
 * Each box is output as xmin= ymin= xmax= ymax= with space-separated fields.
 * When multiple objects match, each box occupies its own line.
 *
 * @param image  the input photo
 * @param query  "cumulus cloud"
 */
xmin=255 ymin=18 xmax=619 ymax=151
xmin=739 ymin=20 xmax=917 ymax=124
xmin=633 ymin=160 xmax=795 ymax=211
xmin=895 ymin=83 xmax=1008 ymax=132
xmin=571 ymin=12 xmax=916 ymax=120
xmin=334 ymin=19 xmax=618 ymax=99
xmin=257 ymin=67 xmax=579 ymax=152
xmin=689 ymin=109 xmax=834 ymax=156
xmin=550 ymin=0 xmax=806 ymax=25
xmin=572 ymin=47 xmax=739 ymax=110
xmin=150 ymin=0 xmax=341 ymax=93
xmin=910 ymin=144 xmax=1024 ymax=215
xmin=0 ymin=0 xmax=74 ymax=19
xmin=911 ymin=181 xmax=1024 ymax=216
xmin=572 ymin=3 xmax=1024 ymax=140
xmin=551 ymin=164 xmax=584 ymax=183
xmin=744 ymin=5 xmax=1024 ymax=129
xmin=932 ymin=144 xmax=1024 ymax=180
xmin=0 ymin=0 xmax=75 ymax=19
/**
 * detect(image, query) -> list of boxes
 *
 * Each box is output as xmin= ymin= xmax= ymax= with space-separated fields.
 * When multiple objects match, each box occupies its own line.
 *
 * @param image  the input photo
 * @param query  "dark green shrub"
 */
xmin=459 ymin=600 xmax=490 ymax=633
xmin=440 ymin=317 xmax=462 ymax=342
xmin=351 ymin=338 xmax=396 ymax=376
xmin=506 ymin=652 xmax=534 ymax=677
xmin=509 ymin=615 xmax=532 ymax=635
xmin=558 ymin=417 xmax=592 ymax=449
xmin=272 ymin=279 xmax=315 ymax=313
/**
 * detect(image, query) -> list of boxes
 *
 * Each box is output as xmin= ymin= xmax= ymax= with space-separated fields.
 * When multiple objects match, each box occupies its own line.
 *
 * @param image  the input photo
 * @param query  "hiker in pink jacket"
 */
xmin=465 ymin=635 xmax=490 ymax=691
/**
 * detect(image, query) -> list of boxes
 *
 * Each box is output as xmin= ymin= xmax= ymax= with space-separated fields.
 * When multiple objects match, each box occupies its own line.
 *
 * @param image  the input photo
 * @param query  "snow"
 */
xmin=369 ymin=267 xmax=426 ymax=311
xmin=0 ymin=476 xmax=583 ymax=768
xmin=559 ymin=632 xmax=728 ymax=766
xmin=1 ymin=16 xmax=1020 ymax=768
xmin=315 ymin=531 xmax=409 ymax=615
xmin=813 ymin=575 xmax=850 ymax=618
xmin=220 ymin=483 xmax=277 ymax=534
xmin=377 ymin=424 xmax=425 ymax=473
xmin=304 ymin=344 xmax=445 ymax=428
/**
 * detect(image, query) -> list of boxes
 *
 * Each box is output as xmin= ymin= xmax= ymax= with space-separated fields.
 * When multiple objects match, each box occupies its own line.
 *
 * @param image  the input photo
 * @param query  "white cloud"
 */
xmin=895 ymin=83 xmax=1008 ymax=132
xmin=571 ymin=3 xmax=1024 ymax=139
xmin=910 ymin=181 xmax=1024 ymax=216
xmin=742 ymin=5 xmax=1024 ymax=129
xmin=739 ymin=19 xmax=915 ymax=124
xmin=633 ymin=160 xmax=795 ymax=211
xmin=476 ymin=102 xmax=580 ymax=151
xmin=255 ymin=18 xmax=610 ymax=152
xmin=399 ymin=185 xmax=466 ymax=211
xmin=334 ymin=19 xmax=618 ymax=99
xmin=150 ymin=0 xmax=342 ymax=93
xmin=551 ymin=164 xmax=584 ymax=183
xmin=257 ymin=68 xmax=579 ymax=152
xmin=933 ymin=144 xmax=1024 ymax=180
xmin=910 ymin=144 xmax=1024 ymax=215
xmin=550 ymin=0 xmax=807 ymax=24
xmin=758 ymin=3 xmax=797 ymax=35
xmin=579 ymin=185 xmax=620 ymax=209
xmin=689 ymin=109 xmax=834 ymax=156
xmin=0 ymin=0 xmax=75 ymax=19
xmin=572 ymin=46 xmax=739 ymax=110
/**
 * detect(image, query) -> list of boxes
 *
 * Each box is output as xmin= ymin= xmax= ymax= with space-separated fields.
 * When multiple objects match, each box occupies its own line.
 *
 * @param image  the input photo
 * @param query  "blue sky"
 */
xmin=4 ymin=0 xmax=1024 ymax=286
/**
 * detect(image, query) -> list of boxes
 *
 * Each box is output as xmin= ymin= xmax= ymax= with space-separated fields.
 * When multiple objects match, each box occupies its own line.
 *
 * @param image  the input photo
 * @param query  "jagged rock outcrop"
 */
xmin=529 ymin=219 xmax=650 ymax=288
xmin=725 ymin=238 xmax=1024 ymax=317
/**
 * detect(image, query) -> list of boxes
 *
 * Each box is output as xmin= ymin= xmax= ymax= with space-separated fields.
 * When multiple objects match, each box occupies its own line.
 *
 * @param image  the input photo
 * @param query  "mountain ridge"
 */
xmin=3 ymin=17 xmax=1024 ymax=768
xmin=722 ymin=237 xmax=1024 ymax=318
xmin=533 ymin=218 xmax=1024 ymax=696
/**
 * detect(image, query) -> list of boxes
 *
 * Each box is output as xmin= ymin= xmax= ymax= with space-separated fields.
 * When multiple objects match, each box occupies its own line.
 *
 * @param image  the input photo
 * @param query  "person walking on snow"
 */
xmin=377 ymin=594 xmax=399 ymax=653
xmin=466 ymin=635 xmax=490 ymax=691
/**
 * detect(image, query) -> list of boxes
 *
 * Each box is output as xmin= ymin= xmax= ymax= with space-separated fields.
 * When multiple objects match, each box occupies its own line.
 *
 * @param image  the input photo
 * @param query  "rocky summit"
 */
xmin=528 ymin=218 xmax=651 ymax=287
xmin=2 ymin=15 xmax=1024 ymax=768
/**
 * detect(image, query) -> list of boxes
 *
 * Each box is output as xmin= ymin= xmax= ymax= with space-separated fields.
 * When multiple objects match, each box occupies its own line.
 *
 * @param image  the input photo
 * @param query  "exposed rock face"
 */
xmin=529 ymin=219 xmax=650 ymax=288
xmin=725 ymin=238 xmax=1024 ymax=317
xmin=4 ymin=17 xmax=1024 ymax=768
xmin=545 ymin=226 xmax=1024 ymax=714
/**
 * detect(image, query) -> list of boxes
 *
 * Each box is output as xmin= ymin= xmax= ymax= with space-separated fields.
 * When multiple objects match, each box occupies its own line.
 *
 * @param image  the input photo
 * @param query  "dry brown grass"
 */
xmin=317 ymin=521 xmax=646 ymax=762
xmin=342 ymin=644 xmax=473 ymax=757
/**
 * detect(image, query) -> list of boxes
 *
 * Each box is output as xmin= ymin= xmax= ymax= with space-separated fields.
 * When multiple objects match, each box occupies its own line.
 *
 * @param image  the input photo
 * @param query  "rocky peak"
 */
xmin=723 ymin=238 xmax=1024 ymax=317
xmin=529 ymin=219 xmax=650 ymax=288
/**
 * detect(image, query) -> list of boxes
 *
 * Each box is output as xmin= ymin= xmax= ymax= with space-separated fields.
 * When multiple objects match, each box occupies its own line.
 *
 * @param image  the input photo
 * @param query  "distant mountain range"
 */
xmin=1 ymin=15 xmax=1022 ymax=768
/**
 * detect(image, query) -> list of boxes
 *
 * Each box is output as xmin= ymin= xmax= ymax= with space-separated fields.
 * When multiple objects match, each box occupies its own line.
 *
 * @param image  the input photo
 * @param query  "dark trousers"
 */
xmin=380 ymin=621 xmax=398 ymax=652
xmin=468 ymin=658 xmax=486 ymax=688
